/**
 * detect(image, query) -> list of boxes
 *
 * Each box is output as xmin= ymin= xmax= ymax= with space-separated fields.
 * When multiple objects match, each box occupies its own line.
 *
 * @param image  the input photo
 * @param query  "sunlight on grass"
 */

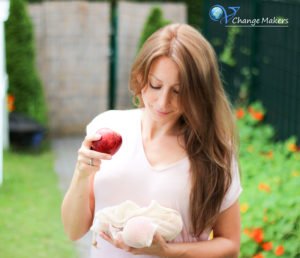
xmin=0 ymin=150 xmax=78 ymax=258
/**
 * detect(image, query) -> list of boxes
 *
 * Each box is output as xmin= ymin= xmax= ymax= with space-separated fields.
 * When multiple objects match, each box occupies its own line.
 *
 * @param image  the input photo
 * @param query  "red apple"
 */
xmin=91 ymin=128 xmax=122 ymax=155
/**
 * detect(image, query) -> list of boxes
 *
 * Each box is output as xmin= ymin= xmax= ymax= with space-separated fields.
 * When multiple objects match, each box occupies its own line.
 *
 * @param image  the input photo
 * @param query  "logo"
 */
xmin=209 ymin=4 xmax=288 ymax=27
xmin=209 ymin=4 xmax=240 ymax=24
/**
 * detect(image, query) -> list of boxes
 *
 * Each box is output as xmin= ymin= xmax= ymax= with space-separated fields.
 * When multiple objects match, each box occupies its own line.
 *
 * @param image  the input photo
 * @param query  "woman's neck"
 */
xmin=141 ymin=109 xmax=179 ymax=140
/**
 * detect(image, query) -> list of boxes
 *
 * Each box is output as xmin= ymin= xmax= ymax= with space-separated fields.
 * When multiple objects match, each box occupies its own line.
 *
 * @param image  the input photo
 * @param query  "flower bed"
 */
xmin=236 ymin=102 xmax=300 ymax=258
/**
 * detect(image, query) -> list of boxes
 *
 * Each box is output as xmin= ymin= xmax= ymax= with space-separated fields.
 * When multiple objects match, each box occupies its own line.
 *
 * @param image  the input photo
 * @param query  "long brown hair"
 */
xmin=130 ymin=23 xmax=238 ymax=237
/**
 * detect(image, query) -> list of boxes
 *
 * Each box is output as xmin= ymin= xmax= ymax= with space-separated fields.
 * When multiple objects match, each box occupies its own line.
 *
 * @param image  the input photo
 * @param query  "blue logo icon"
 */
xmin=209 ymin=4 xmax=240 ymax=24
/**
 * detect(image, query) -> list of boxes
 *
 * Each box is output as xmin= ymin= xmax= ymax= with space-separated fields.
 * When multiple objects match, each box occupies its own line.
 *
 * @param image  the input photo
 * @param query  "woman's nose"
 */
xmin=158 ymin=90 xmax=170 ymax=109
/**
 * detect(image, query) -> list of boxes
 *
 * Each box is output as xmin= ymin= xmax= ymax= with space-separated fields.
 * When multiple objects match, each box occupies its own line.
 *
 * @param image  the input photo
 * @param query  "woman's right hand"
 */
xmin=76 ymin=133 xmax=112 ymax=179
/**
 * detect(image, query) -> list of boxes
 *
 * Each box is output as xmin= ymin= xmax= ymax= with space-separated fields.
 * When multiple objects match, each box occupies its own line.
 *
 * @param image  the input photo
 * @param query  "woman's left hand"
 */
xmin=99 ymin=231 xmax=169 ymax=256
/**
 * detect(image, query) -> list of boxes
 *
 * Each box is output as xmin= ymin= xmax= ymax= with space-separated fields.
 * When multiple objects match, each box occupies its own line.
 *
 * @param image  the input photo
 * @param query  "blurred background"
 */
xmin=0 ymin=0 xmax=299 ymax=258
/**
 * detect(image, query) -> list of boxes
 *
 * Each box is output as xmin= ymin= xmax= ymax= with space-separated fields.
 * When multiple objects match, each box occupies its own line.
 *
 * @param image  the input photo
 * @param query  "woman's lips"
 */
xmin=156 ymin=110 xmax=171 ymax=116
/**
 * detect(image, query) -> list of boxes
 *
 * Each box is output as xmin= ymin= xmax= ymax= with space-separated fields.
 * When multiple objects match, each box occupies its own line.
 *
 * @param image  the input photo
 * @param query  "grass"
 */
xmin=0 ymin=150 xmax=78 ymax=258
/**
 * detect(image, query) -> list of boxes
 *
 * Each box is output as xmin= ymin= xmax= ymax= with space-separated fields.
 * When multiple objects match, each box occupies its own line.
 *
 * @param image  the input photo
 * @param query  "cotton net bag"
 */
xmin=90 ymin=200 xmax=183 ymax=248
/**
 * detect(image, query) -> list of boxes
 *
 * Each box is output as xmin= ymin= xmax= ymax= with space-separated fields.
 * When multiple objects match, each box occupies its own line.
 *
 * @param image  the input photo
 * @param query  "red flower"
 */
xmin=243 ymin=228 xmax=252 ymax=237
xmin=258 ymin=183 xmax=271 ymax=193
xmin=236 ymin=108 xmax=245 ymax=119
xmin=7 ymin=94 xmax=15 ymax=112
xmin=252 ymin=228 xmax=264 ymax=243
xmin=288 ymin=143 xmax=298 ymax=152
xmin=262 ymin=241 xmax=273 ymax=251
xmin=248 ymin=106 xmax=264 ymax=121
xmin=252 ymin=253 xmax=264 ymax=258
xmin=251 ymin=111 xmax=264 ymax=121
xmin=275 ymin=245 xmax=284 ymax=256
xmin=261 ymin=151 xmax=273 ymax=159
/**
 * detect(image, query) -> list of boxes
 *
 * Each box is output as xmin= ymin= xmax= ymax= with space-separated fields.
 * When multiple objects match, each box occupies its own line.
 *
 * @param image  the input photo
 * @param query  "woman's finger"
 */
xmin=78 ymin=146 xmax=112 ymax=161
xmin=86 ymin=149 xmax=112 ymax=160
xmin=99 ymin=232 xmax=112 ymax=243
xmin=82 ymin=133 xmax=102 ymax=148
xmin=152 ymin=232 xmax=165 ymax=244
xmin=100 ymin=232 xmax=133 ymax=252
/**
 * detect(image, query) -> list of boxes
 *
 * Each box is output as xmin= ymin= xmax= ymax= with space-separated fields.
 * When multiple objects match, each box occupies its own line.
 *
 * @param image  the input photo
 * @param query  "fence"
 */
xmin=28 ymin=1 xmax=186 ymax=135
xmin=29 ymin=1 xmax=111 ymax=135
xmin=203 ymin=0 xmax=300 ymax=142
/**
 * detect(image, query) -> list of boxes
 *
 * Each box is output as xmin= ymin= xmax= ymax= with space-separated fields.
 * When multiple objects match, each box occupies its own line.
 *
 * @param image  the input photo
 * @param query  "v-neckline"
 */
xmin=137 ymin=109 xmax=189 ymax=172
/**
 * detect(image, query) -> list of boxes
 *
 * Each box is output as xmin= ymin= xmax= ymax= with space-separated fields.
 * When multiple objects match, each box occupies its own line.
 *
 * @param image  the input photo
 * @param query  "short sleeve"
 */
xmin=220 ymin=157 xmax=243 ymax=212
xmin=86 ymin=110 xmax=114 ymax=136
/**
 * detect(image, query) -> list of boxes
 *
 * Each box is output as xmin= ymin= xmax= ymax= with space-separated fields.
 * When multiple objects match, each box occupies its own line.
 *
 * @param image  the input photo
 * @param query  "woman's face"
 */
xmin=141 ymin=56 xmax=183 ymax=124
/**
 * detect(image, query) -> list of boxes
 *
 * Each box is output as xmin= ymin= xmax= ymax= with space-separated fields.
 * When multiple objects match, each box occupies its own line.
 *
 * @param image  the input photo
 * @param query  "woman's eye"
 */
xmin=149 ymin=83 xmax=161 ymax=89
xmin=173 ymin=89 xmax=180 ymax=94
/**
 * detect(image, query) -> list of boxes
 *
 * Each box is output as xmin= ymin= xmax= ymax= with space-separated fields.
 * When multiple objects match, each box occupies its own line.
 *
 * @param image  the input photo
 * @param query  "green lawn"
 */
xmin=0 ymin=150 xmax=78 ymax=258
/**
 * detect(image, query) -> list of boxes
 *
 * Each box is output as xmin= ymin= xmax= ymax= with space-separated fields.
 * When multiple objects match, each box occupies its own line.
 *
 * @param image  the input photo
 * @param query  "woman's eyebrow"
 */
xmin=149 ymin=74 xmax=180 ymax=86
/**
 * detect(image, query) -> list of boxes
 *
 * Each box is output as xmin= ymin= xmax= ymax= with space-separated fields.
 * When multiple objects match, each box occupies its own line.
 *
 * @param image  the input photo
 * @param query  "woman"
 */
xmin=62 ymin=23 xmax=242 ymax=258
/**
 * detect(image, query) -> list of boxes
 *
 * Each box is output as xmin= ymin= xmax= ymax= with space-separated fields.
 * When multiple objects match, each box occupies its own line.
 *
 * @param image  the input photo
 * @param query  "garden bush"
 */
xmin=137 ymin=6 xmax=170 ymax=51
xmin=236 ymin=102 xmax=300 ymax=258
xmin=5 ymin=0 xmax=47 ymax=125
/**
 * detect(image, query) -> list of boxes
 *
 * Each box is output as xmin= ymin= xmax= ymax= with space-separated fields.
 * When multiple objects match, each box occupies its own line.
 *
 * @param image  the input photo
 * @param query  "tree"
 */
xmin=5 ymin=0 xmax=47 ymax=125
xmin=137 ymin=7 xmax=170 ymax=51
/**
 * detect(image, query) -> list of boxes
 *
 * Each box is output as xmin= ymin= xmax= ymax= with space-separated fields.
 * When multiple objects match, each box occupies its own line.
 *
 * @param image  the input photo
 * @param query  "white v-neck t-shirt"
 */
xmin=86 ymin=108 xmax=242 ymax=258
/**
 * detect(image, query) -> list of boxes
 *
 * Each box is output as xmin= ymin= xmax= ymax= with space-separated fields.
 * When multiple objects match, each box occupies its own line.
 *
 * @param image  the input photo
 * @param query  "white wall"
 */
xmin=0 ymin=0 xmax=10 ymax=185
xmin=28 ymin=1 xmax=110 ymax=135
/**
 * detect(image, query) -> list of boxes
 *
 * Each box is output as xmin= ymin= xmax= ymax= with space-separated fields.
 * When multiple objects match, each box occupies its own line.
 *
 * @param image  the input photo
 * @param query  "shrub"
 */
xmin=137 ymin=6 xmax=170 ymax=51
xmin=129 ymin=0 xmax=203 ymax=30
xmin=5 ymin=0 xmax=47 ymax=125
xmin=236 ymin=102 xmax=300 ymax=258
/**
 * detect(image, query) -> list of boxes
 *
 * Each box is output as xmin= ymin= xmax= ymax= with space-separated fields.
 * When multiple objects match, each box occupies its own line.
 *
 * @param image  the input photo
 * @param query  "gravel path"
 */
xmin=52 ymin=136 xmax=91 ymax=258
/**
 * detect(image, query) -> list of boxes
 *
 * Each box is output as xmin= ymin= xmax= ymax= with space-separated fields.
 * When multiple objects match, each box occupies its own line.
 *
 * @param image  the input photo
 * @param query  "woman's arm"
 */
xmin=164 ymin=200 xmax=241 ymax=258
xmin=61 ymin=134 xmax=112 ymax=241
xmin=61 ymin=170 xmax=93 ymax=241
xmin=100 ymin=200 xmax=241 ymax=258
